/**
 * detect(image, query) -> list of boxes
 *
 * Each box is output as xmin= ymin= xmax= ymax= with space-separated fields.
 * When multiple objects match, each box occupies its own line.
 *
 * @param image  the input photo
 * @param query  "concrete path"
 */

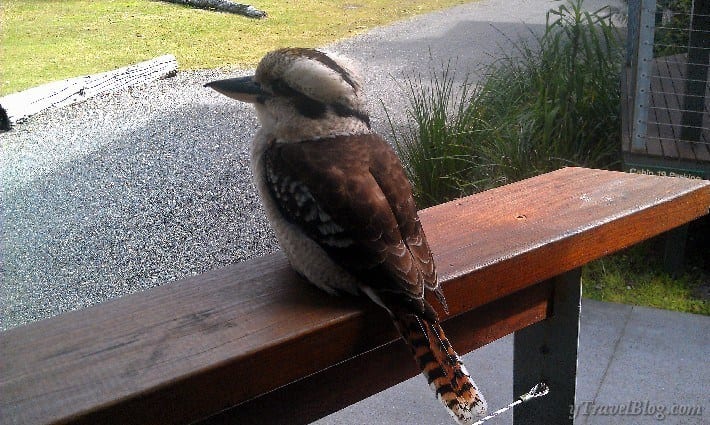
xmin=315 ymin=299 xmax=708 ymax=425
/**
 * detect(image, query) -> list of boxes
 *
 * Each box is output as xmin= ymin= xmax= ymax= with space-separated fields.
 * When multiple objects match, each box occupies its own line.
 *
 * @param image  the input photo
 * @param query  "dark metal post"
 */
xmin=663 ymin=224 xmax=689 ymax=275
xmin=513 ymin=269 xmax=582 ymax=425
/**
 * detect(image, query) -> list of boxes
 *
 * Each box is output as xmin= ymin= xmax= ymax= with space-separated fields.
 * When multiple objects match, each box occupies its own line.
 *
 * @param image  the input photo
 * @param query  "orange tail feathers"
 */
xmin=394 ymin=312 xmax=487 ymax=424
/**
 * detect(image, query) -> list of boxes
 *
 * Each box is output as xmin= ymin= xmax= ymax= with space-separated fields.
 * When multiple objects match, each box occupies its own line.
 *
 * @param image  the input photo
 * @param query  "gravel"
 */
xmin=1 ymin=69 xmax=277 ymax=329
xmin=0 ymin=0 xmax=623 ymax=330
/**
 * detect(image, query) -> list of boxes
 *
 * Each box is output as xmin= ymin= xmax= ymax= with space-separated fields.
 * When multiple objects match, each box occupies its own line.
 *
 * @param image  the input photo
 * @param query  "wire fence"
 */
xmin=627 ymin=0 xmax=710 ymax=159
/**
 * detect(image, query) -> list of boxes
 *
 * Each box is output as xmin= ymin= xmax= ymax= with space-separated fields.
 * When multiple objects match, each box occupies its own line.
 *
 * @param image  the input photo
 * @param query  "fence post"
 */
xmin=631 ymin=0 xmax=656 ymax=152
xmin=513 ymin=268 xmax=582 ymax=425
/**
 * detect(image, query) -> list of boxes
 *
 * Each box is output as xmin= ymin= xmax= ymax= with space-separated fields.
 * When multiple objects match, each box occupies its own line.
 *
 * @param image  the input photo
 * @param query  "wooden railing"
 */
xmin=2 ymin=167 xmax=709 ymax=425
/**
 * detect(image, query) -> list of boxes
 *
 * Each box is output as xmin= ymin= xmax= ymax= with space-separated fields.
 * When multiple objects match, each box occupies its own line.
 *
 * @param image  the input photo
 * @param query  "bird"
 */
xmin=206 ymin=47 xmax=487 ymax=424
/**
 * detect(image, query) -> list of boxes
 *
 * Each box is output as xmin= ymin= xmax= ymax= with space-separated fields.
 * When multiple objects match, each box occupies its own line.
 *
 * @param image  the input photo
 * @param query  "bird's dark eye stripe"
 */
xmin=270 ymin=78 xmax=299 ymax=97
xmin=295 ymin=96 xmax=327 ymax=119
xmin=265 ymin=76 xmax=368 ymax=126
xmin=331 ymin=103 xmax=371 ymax=128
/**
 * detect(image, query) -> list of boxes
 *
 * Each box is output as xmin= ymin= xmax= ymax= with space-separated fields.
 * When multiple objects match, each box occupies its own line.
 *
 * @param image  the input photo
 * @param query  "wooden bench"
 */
xmin=2 ymin=167 xmax=709 ymax=425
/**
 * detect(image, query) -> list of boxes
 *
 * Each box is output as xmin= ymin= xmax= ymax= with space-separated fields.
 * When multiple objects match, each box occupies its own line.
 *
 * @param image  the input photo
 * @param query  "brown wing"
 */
xmin=367 ymin=138 xmax=442 ymax=301
xmin=264 ymin=133 xmax=442 ymax=319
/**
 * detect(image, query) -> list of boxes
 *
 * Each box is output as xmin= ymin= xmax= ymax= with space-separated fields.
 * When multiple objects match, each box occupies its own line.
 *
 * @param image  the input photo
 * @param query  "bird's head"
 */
xmin=206 ymin=48 xmax=371 ymax=141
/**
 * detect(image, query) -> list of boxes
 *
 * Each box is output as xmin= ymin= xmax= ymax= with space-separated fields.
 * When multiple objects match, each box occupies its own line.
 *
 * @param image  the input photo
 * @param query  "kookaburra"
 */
xmin=206 ymin=47 xmax=487 ymax=424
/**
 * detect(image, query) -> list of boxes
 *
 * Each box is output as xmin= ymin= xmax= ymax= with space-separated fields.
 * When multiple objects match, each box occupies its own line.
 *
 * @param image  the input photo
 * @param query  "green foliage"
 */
xmin=391 ymin=0 xmax=623 ymax=207
xmin=654 ymin=0 xmax=693 ymax=56
xmin=386 ymin=64 xmax=482 ymax=206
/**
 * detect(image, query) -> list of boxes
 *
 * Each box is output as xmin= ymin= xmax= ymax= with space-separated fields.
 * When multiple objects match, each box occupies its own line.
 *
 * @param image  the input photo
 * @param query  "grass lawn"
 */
xmin=583 ymin=227 xmax=709 ymax=316
xmin=1 ymin=0 xmax=468 ymax=95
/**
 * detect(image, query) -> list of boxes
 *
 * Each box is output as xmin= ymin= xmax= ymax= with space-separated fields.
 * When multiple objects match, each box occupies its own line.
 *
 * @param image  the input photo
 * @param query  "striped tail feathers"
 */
xmin=394 ymin=311 xmax=487 ymax=424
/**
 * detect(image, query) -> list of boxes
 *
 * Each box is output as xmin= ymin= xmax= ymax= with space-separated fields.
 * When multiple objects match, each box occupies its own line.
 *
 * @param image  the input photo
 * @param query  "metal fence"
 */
xmin=626 ymin=0 xmax=709 ymax=159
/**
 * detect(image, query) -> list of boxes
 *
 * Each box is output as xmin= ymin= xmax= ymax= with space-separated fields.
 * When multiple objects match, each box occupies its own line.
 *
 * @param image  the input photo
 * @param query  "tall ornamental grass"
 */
xmin=391 ymin=0 xmax=624 ymax=207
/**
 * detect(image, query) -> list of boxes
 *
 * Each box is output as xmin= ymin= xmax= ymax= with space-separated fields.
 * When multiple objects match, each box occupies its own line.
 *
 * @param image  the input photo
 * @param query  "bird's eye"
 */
xmin=271 ymin=79 xmax=296 ymax=96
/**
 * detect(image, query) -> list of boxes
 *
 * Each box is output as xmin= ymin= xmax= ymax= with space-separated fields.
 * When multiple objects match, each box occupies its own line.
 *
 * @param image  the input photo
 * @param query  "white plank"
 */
xmin=0 ymin=55 xmax=178 ymax=125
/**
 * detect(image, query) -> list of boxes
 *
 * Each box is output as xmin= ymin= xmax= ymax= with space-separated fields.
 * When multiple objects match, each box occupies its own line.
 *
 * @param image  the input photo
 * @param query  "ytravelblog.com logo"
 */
xmin=569 ymin=401 xmax=703 ymax=421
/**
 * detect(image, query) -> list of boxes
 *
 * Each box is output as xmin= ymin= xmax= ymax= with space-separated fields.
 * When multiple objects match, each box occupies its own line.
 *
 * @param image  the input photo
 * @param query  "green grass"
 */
xmin=584 ymin=261 xmax=708 ymax=315
xmin=471 ymin=2 xmax=622 ymax=184
xmin=583 ymin=231 xmax=709 ymax=315
xmin=0 ymin=0 xmax=468 ymax=95
xmin=390 ymin=0 xmax=708 ymax=315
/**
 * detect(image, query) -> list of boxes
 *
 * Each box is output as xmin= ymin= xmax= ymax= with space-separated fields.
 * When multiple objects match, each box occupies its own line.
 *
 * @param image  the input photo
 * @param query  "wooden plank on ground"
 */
xmin=160 ymin=0 xmax=266 ymax=18
xmin=680 ymin=0 xmax=710 ymax=145
xmin=0 ymin=55 xmax=178 ymax=125
xmin=1 ymin=167 xmax=709 ymax=425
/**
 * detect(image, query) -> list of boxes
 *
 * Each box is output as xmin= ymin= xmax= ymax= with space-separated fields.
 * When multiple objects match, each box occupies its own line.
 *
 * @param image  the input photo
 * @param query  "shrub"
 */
xmin=654 ymin=0 xmax=693 ymax=56
xmin=390 ymin=0 xmax=624 ymax=206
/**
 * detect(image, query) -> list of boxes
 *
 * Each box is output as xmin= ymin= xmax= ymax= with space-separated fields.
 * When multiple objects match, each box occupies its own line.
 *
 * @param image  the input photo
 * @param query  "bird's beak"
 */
xmin=205 ymin=76 xmax=266 ymax=103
